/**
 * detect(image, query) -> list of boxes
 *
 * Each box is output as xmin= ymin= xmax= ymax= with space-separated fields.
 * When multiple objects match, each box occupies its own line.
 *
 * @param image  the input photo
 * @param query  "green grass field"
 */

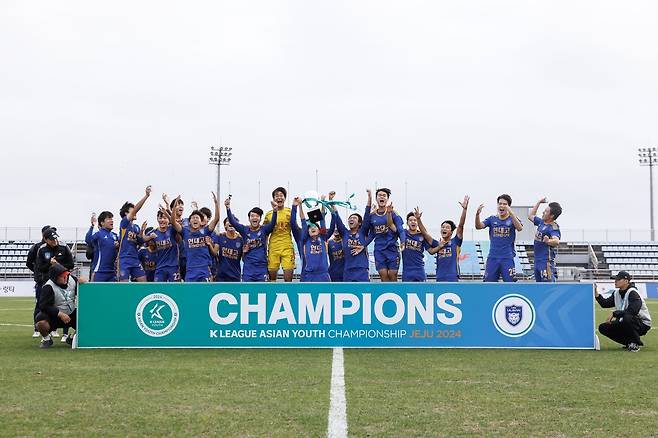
xmin=1 ymin=297 xmax=657 ymax=437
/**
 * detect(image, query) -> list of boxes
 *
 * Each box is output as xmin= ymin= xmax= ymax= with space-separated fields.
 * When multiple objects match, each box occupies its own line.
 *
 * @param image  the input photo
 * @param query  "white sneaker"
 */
xmin=32 ymin=331 xmax=40 ymax=338
xmin=50 ymin=331 xmax=59 ymax=338
xmin=61 ymin=334 xmax=69 ymax=343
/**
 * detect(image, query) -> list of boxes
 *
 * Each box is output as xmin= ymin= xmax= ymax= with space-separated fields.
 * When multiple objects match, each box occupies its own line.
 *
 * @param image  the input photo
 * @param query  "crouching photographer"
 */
xmin=35 ymin=264 xmax=81 ymax=349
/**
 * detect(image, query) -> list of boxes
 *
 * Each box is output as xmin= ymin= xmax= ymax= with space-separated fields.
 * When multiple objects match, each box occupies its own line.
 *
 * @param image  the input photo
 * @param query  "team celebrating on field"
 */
xmin=82 ymin=185 xmax=563 ymax=284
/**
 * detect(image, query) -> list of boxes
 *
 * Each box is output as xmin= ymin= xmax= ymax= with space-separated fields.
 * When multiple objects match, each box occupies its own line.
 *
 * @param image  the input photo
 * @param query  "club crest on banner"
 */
xmin=505 ymin=305 xmax=522 ymax=326
xmin=492 ymin=294 xmax=535 ymax=338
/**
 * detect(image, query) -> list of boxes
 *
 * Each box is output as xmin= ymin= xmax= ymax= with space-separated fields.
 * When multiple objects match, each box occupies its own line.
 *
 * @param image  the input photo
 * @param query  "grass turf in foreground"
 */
xmin=345 ymin=302 xmax=658 ymax=437
xmin=0 ymin=298 xmax=331 ymax=437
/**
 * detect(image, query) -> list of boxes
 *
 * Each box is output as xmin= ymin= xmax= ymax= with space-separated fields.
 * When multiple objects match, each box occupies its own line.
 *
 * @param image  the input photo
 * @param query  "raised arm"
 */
xmin=225 ymin=197 xmax=248 ymax=236
xmin=261 ymin=201 xmax=278 ymax=235
xmin=85 ymin=213 xmax=98 ymax=245
xmin=334 ymin=211 xmax=348 ymax=237
xmin=415 ymin=208 xmax=438 ymax=246
xmin=504 ymin=205 xmax=523 ymax=232
xmin=528 ymin=197 xmax=546 ymax=222
xmin=361 ymin=189 xmax=373 ymax=234
xmin=127 ymin=185 xmax=152 ymax=221
xmin=392 ymin=209 xmax=406 ymax=246
xmin=386 ymin=204 xmax=397 ymax=233
xmin=475 ymin=204 xmax=486 ymax=230
xmin=207 ymin=192 xmax=221 ymax=231
xmin=456 ymin=195 xmax=469 ymax=240
xmin=167 ymin=198 xmax=183 ymax=233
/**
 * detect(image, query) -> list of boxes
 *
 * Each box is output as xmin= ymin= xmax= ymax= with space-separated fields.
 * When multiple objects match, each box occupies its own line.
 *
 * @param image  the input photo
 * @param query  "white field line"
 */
xmin=0 ymin=323 xmax=33 ymax=327
xmin=328 ymin=347 xmax=348 ymax=438
xmin=0 ymin=308 xmax=34 ymax=311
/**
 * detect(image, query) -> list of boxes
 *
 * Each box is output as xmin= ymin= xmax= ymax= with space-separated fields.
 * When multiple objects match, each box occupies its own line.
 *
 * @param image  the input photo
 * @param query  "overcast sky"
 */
xmin=1 ymin=1 xmax=657 ymax=238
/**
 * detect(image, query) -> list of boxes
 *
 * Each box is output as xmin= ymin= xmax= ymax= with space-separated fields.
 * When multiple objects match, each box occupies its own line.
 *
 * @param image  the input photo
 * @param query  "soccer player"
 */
xmin=397 ymin=208 xmax=439 ymax=282
xmin=427 ymin=196 xmax=469 ymax=282
xmin=294 ymin=198 xmax=336 ymax=282
xmin=169 ymin=193 xmax=221 ymax=282
xmin=226 ymin=197 xmax=278 ymax=282
xmin=143 ymin=210 xmax=180 ymax=282
xmin=85 ymin=211 xmax=119 ymax=282
xmin=328 ymin=228 xmax=345 ymax=282
xmin=332 ymin=190 xmax=375 ymax=282
xmin=528 ymin=197 xmax=562 ymax=282
xmin=138 ymin=228 xmax=158 ymax=282
xmin=264 ymin=187 xmax=295 ymax=282
xmin=363 ymin=188 xmax=405 ymax=282
xmin=213 ymin=217 xmax=244 ymax=282
xmin=166 ymin=195 xmax=188 ymax=281
xmin=475 ymin=194 xmax=523 ymax=282
xmin=117 ymin=186 xmax=151 ymax=282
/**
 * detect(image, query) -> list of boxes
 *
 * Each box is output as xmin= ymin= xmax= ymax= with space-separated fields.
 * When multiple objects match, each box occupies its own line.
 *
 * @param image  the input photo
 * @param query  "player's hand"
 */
xmin=366 ymin=189 xmax=372 ymax=198
xmin=145 ymin=185 xmax=152 ymax=196
xmin=413 ymin=207 xmax=422 ymax=219
xmin=538 ymin=197 xmax=547 ymax=204
xmin=270 ymin=200 xmax=278 ymax=209
xmin=594 ymin=283 xmax=599 ymax=298
xmin=91 ymin=213 xmax=97 ymax=226
xmin=503 ymin=205 xmax=512 ymax=214
xmin=114 ymin=241 xmax=119 ymax=248
xmin=162 ymin=193 xmax=169 ymax=203
xmin=191 ymin=201 xmax=199 ymax=210
xmin=149 ymin=233 xmax=157 ymax=240
xmin=476 ymin=204 xmax=484 ymax=215
xmin=351 ymin=245 xmax=365 ymax=256
xmin=211 ymin=192 xmax=218 ymax=203
xmin=50 ymin=258 xmax=58 ymax=266
xmin=293 ymin=197 xmax=301 ymax=206
xmin=459 ymin=195 xmax=470 ymax=210
xmin=400 ymin=243 xmax=405 ymax=252
xmin=328 ymin=191 xmax=336 ymax=200
xmin=205 ymin=236 xmax=213 ymax=247
xmin=606 ymin=313 xmax=614 ymax=323
xmin=224 ymin=198 xmax=231 ymax=208
xmin=243 ymin=242 xmax=250 ymax=253
xmin=543 ymin=235 xmax=550 ymax=244
xmin=58 ymin=312 xmax=71 ymax=324
xmin=386 ymin=203 xmax=394 ymax=214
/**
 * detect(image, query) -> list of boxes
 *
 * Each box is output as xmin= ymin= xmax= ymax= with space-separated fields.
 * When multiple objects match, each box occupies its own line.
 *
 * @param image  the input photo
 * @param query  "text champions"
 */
xmin=209 ymin=292 xmax=462 ymax=326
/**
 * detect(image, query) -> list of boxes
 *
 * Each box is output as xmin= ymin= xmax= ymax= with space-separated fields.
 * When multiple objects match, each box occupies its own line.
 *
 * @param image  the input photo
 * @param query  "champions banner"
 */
xmin=77 ymin=283 xmax=595 ymax=349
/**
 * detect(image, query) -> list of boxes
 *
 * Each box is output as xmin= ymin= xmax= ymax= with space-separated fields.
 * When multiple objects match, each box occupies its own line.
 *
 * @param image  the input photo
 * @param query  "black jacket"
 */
xmin=26 ymin=240 xmax=45 ymax=281
xmin=34 ymin=243 xmax=74 ymax=285
xmin=596 ymin=284 xmax=643 ymax=321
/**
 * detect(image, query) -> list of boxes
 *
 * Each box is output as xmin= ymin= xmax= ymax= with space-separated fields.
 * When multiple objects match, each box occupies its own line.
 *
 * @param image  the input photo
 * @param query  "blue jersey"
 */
xmin=363 ymin=208 xmax=405 ymax=252
xmin=333 ymin=211 xmax=374 ymax=271
xmin=532 ymin=217 xmax=560 ymax=263
xmin=300 ymin=219 xmax=335 ymax=276
xmin=215 ymin=232 xmax=243 ymax=280
xmin=138 ymin=248 xmax=158 ymax=273
xmin=85 ymin=227 xmax=119 ymax=274
xmin=152 ymin=226 xmax=179 ymax=269
xmin=227 ymin=208 xmax=276 ymax=275
xmin=180 ymin=226 xmax=212 ymax=269
xmin=435 ymin=236 xmax=463 ymax=280
xmin=118 ymin=217 xmax=142 ymax=268
xmin=402 ymin=232 xmax=432 ymax=276
xmin=482 ymin=215 xmax=516 ymax=259
xmin=328 ymin=239 xmax=345 ymax=279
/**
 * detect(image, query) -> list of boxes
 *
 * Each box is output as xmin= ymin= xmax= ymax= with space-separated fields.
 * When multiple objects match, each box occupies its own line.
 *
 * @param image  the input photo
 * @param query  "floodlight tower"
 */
xmin=209 ymin=144 xmax=232 ymax=208
xmin=638 ymin=147 xmax=657 ymax=241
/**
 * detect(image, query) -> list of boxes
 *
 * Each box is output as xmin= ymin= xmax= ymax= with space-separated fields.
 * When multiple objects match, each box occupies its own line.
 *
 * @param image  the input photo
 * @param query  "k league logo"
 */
xmin=492 ymin=294 xmax=535 ymax=338
xmin=135 ymin=293 xmax=179 ymax=338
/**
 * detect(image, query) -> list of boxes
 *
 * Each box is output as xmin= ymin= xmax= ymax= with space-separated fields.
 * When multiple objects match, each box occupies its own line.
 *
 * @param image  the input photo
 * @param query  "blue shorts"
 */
xmin=145 ymin=271 xmax=155 ymax=282
xmin=374 ymin=249 xmax=400 ymax=271
xmin=301 ymin=272 xmax=331 ymax=282
xmin=329 ymin=271 xmax=344 ymax=282
xmin=119 ymin=265 xmax=146 ymax=281
xmin=402 ymin=270 xmax=426 ymax=282
xmin=484 ymin=258 xmax=516 ymax=282
xmin=534 ymin=261 xmax=557 ymax=282
xmin=242 ymin=271 xmax=268 ymax=282
xmin=185 ymin=267 xmax=210 ymax=283
xmin=215 ymin=273 xmax=241 ymax=282
xmin=92 ymin=271 xmax=117 ymax=282
xmin=343 ymin=268 xmax=370 ymax=282
xmin=436 ymin=275 xmax=459 ymax=282
xmin=155 ymin=266 xmax=180 ymax=282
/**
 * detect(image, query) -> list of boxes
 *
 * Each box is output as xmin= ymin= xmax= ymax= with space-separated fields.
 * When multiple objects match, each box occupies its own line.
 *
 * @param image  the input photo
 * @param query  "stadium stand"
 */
xmin=0 ymin=240 xmax=87 ymax=280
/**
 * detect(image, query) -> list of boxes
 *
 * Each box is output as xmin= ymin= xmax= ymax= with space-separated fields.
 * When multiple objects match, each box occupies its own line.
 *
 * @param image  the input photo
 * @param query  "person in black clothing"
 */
xmin=34 ymin=228 xmax=75 ymax=341
xmin=25 ymin=225 xmax=55 ymax=337
xmin=35 ymin=264 xmax=79 ymax=348
xmin=596 ymin=271 xmax=652 ymax=352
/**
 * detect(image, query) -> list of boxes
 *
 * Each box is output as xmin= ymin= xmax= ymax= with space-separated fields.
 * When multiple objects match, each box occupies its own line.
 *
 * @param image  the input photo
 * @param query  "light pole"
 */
xmin=639 ymin=147 xmax=657 ymax=241
xmin=209 ymin=145 xmax=232 ymax=207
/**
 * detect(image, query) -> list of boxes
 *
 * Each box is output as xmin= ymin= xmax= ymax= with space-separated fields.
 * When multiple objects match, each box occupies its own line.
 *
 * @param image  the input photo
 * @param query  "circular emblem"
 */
xmin=492 ymin=294 xmax=535 ymax=338
xmin=135 ymin=293 xmax=179 ymax=337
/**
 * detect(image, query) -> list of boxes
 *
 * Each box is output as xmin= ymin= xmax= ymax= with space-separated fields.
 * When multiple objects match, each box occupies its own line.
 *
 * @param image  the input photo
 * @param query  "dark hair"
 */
xmin=169 ymin=198 xmax=183 ymax=210
xmin=119 ymin=202 xmax=134 ymax=218
xmin=272 ymin=187 xmax=287 ymax=199
xmin=442 ymin=220 xmax=456 ymax=231
xmin=144 ymin=227 xmax=154 ymax=235
xmin=548 ymin=202 xmax=562 ymax=220
xmin=497 ymin=194 xmax=512 ymax=206
xmin=157 ymin=210 xmax=165 ymax=219
xmin=376 ymin=188 xmax=391 ymax=197
xmin=189 ymin=210 xmax=203 ymax=221
xmin=223 ymin=217 xmax=231 ymax=225
xmin=349 ymin=213 xmax=363 ymax=224
xmin=199 ymin=207 xmax=212 ymax=220
xmin=98 ymin=211 xmax=113 ymax=224
xmin=406 ymin=212 xmax=416 ymax=221
xmin=249 ymin=207 xmax=264 ymax=218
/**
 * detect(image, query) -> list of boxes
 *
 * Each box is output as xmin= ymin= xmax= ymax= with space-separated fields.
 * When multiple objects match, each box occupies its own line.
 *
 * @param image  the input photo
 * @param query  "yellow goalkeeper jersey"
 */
xmin=263 ymin=207 xmax=293 ymax=252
